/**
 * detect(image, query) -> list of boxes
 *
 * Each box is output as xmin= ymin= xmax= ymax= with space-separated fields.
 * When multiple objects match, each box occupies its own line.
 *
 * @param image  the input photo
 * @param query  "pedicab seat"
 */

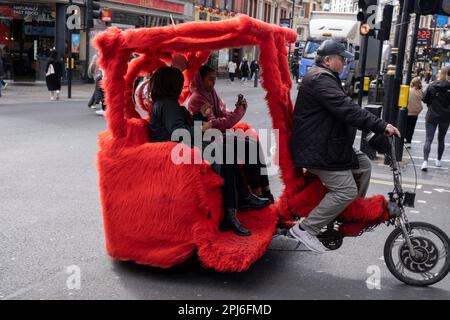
xmin=97 ymin=116 xmax=279 ymax=272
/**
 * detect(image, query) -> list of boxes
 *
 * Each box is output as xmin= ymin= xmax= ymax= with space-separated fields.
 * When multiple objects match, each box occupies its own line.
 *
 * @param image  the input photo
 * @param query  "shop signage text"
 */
xmin=109 ymin=0 xmax=185 ymax=14
xmin=13 ymin=4 xmax=39 ymax=17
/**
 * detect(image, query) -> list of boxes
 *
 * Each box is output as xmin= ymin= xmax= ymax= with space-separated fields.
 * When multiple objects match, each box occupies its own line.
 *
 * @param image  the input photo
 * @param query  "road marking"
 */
xmin=370 ymin=179 xmax=421 ymax=189
xmin=410 ymin=156 xmax=450 ymax=163
xmin=410 ymin=210 xmax=420 ymax=214
xmin=433 ymin=188 xmax=450 ymax=193
xmin=408 ymin=164 xmax=449 ymax=171
xmin=417 ymin=200 xmax=427 ymax=204
xmin=423 ymin=191 xmax=432 ymax=194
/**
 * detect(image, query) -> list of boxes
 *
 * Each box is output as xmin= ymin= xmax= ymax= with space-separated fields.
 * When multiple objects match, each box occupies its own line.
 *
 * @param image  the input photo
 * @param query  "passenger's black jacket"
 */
xmin=422 ymin=80 xmax=450 ymax=124
xmin=149 ymin=98 xmax=194 ymax=143
xmin=292 ymin=65 xmax=387 ymax=170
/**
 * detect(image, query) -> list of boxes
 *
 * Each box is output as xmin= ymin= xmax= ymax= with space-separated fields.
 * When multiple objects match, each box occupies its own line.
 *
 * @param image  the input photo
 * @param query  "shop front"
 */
xmin=0 ymin=0 xmax=193 ymax=83
xmin=0 ymin=1 xmax=57 ymax=81
xmin=194 ymin=1 xmax=235 ymax=74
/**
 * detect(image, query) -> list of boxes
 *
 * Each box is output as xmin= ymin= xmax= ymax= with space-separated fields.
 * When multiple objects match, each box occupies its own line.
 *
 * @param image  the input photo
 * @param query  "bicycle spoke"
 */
xmin=419 ymin=271 xmax=435 ymax=280
xmin=395 ymin=260 xmax=406 ymax=276
xmin=437 ymin=246 xmax=448 ymax=260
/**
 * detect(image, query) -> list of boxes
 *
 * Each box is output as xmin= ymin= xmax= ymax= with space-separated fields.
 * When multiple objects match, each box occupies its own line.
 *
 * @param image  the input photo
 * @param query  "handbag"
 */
xmin=46 ymin=63 xmax=55 ymax=77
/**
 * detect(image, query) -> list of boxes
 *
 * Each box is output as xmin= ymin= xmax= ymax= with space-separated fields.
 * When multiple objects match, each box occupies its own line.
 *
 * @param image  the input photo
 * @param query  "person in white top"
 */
xmin=227 ymin=60 xmax=237 ymax=82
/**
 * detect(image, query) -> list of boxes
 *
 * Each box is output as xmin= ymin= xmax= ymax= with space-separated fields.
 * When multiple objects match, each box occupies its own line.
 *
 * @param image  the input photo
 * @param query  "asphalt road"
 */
xmin=1 ymin=80 xmax=449 ymax=300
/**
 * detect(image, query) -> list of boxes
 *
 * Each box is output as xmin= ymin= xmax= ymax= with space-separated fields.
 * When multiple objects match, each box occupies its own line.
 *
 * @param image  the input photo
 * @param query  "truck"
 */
xmin=298 ymin=11 xmax=381 ymax=96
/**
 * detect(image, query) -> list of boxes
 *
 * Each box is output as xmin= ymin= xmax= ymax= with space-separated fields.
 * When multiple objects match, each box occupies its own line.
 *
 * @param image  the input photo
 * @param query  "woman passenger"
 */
xmin=149 ymin=66 xmax=270 ymax=236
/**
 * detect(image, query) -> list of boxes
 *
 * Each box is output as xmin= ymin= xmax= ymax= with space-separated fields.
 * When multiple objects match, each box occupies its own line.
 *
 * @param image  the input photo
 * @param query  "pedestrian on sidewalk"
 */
xmin=404 ymin=77 xmax=424 ymax=148
xmin=87 ymin=53 xmax=106 ymax=115
xmin=250 ymin=59 xmax=259 ymax=80
xmin=227 ymin=60 xmax=237 ymax=82
xmin=0 ymin=55 xmax=4 ymax=97
xmin=289 ymin=40 xmax=400 ymax=253
xmin=421 ymin=67 xmax=450 ymax=171
xmin=239 ymin=58 xmax=249 ymax=82
xmin=45 ymin=50 xmax=63 ymax=101
xmin=0 ymin=47 xmax=6 ymax=92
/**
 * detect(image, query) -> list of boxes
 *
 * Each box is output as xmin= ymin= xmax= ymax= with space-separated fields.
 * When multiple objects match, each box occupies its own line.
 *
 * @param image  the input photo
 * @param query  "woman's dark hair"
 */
xmin=150 ymin=66 xmax=184 ymax=102
xmin=199 ymin=65 xmax=216 ymax=80
xmin=50 ymin=50 xmax=58 ymax=60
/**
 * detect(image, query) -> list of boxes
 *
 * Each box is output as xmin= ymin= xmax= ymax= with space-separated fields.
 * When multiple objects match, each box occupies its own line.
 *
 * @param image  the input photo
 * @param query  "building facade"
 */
xmin=0 ymin=0 xmax=193 ymax=82
xmin=330 ymin=0 xmax=356 ymax=13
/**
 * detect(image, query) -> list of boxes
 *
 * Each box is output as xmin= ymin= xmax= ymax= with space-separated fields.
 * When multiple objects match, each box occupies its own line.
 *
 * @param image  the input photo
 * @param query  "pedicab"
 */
xmin=94 ymin=15 xmax=450 ymax=286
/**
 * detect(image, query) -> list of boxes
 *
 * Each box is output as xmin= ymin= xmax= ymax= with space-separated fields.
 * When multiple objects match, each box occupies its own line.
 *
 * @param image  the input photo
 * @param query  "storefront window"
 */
xmin=112 ymin=11 xmax=145 ymax=28
xmin=0 ymin=3 xmax=56 ymax=81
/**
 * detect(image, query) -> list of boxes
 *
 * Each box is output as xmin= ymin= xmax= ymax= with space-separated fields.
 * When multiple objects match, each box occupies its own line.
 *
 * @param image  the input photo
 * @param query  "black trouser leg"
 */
xmin=424 ymin=121 xmax=438 ymax=161
xmin=437 ymin=122 xmax=450 ymax=160
xmin=221 ymin=164 xmax=238 ymax=209
xmin=405 ymin=115 xmax=418 ymax=144
xmin=240 ymin=137 xmax=270 ymax=190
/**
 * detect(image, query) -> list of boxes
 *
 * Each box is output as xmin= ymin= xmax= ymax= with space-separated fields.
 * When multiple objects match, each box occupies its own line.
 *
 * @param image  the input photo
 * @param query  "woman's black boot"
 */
xmin=220 ymin=208 xmax=251 ymax=236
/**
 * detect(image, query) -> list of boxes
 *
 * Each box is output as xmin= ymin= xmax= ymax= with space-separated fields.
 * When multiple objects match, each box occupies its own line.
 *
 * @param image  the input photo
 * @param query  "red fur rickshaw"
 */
xmin=93 ymin=15 xmax=391 ymax=273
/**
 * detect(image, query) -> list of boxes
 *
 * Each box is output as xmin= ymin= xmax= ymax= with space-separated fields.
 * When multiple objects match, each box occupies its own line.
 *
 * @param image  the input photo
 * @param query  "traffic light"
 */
xmin=86 ymin=0 xmax=101 ymax=28
xmin=357 ymin=0 xmax=378 ymax=36
xmin=415 ymin=0 xmax=450 ymax=16
xmin=378 ymin=4 xmax=394 ymax=41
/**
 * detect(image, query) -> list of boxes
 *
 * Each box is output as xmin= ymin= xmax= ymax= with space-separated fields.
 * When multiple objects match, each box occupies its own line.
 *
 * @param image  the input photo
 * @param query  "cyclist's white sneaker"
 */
xmin=435 ymin=159 xmax=442 ymax=167
xmin=421 ymin=161 xmax=428 ymax=172
xmin=288 ymin=224 xmax=327 ymax=253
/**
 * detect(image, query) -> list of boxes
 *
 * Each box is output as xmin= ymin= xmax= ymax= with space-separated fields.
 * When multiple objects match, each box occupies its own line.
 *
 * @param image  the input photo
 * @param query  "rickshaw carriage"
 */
xmin=93 ymin=15 xmax=390 ymax=273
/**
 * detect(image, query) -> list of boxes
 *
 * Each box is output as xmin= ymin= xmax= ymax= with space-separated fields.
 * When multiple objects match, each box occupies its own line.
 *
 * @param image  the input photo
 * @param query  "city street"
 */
xmin=1 ymin=79 xmax=450 ymax=300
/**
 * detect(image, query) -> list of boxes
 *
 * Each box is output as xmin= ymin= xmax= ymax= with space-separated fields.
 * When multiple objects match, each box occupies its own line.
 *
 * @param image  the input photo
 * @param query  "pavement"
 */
xmin=1 ymin=79 xmax=450 ymax=300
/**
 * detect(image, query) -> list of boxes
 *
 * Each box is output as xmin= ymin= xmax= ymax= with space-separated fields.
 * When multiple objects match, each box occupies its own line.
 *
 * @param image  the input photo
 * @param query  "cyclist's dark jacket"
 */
xmin=292 ymin=64 xmax=387 ymax=171
xmin=422 ymin=80 xmax=450 ymax=124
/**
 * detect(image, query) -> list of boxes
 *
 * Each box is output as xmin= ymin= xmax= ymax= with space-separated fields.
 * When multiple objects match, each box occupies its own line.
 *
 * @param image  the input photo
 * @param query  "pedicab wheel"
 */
xmin=384 ymin=222 xmax=450 ymax=286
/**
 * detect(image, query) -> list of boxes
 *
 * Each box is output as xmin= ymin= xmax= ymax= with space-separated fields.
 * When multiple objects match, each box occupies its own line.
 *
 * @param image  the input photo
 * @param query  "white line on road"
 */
xmin=433 ymin=188 xmax=450 ymax=193
xmin=410 ymin=156 xmax=450 ymax=163
xmin=370 ymin=179 xmax=421 ymax=189
xmin=408 ymin=163 xmax=450 ymax=171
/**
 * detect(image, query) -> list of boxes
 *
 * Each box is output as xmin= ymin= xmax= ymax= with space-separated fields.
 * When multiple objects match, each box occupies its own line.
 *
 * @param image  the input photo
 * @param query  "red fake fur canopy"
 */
xmin=94 ymin=15 xmax=389 ymax=272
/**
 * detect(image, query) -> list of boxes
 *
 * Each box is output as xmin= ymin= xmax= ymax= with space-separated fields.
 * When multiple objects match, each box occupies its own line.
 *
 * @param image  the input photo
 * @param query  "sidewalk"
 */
xmin=0 ymin=82 xmax=94 ymax=105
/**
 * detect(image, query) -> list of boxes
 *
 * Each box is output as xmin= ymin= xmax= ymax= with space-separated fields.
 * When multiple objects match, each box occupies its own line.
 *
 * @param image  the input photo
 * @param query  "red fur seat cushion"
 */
xmin=97 ymin=118 xmax=278 ymax=271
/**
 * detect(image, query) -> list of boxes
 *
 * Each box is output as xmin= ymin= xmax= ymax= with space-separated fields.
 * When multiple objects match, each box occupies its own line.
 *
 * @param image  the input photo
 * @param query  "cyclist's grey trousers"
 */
xmin=300 ymin=150 xmax=371 ymax=236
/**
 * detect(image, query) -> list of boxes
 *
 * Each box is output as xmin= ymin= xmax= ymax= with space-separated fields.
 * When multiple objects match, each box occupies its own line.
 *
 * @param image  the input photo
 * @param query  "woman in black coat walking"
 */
xmin=421 ymin=67 xmax=450 ymax=171
xmin=45 ymin=51 xmax=63 ymax=100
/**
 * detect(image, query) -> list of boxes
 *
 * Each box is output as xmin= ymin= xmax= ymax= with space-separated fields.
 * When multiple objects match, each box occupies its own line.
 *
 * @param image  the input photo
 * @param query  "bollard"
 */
xmin=395 ymin=107 xmax=408 ymax=161
xmin=254 ymin=69 xmax=258 ymax=88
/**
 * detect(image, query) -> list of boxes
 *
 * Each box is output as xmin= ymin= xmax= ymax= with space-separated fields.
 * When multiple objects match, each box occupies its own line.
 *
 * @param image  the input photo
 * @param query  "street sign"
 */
xmin=417 ymin=28 xmax=432 ymax=46
xmin=66 ymin=5 xmax=81 ymax=30
xmin=101 ymin=8 xmax=112 ymax=22
xmin=436 ymin=15 xmax=449 ymax=27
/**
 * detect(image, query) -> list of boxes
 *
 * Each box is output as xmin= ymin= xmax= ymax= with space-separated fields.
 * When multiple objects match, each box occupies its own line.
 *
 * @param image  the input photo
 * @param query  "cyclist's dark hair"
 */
xmin=199 ymin=65 xmax=216 ymax=79
xmin=150 ymin=66 xmax=184 ymax=102
xmin=315 ymin=54 xmax=325 ymax=65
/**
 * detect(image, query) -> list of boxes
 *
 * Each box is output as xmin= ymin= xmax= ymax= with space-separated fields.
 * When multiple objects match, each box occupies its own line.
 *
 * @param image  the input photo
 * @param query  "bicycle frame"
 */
xmin=388 ymin=136 xmax=418 ymax=258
